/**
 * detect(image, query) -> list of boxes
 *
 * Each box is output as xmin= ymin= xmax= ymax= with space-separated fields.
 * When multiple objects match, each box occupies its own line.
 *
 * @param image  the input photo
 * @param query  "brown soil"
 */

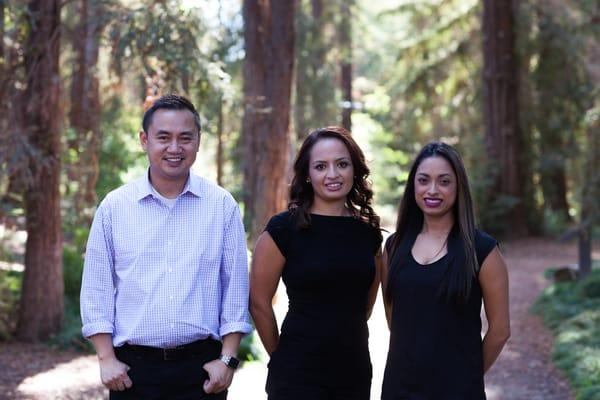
xmin=484 ymin=238 xmax=577 ymax=400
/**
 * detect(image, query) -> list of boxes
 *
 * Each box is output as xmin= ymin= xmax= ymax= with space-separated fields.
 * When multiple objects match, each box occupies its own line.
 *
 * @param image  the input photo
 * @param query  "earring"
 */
xmin=306 ymin=178 xmax=311 ymax=183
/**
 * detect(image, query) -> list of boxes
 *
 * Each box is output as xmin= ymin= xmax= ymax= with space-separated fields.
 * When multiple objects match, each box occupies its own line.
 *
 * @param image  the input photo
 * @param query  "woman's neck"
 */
xmin=421 ymin=213 xmax=454 ymax=236
xmin=310 ymin=199 xmax=350 ymax=216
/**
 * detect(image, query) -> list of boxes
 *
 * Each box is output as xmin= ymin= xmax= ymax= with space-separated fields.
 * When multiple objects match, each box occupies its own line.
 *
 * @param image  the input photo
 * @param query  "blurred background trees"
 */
xmin=0 ymin=0 xmax=597 ymax=350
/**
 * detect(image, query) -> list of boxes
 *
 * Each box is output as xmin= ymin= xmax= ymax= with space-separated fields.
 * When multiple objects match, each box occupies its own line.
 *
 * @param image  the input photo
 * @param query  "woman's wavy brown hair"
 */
xmin=288 ymin=126 xmax=381 ymax=237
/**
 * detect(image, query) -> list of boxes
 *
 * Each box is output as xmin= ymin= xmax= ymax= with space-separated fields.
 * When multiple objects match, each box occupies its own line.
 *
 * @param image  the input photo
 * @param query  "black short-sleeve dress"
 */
xmin=264 ymin=210 xmax=382 ymax=399
xmin=382 ymin=230 xmax=497 ymax=400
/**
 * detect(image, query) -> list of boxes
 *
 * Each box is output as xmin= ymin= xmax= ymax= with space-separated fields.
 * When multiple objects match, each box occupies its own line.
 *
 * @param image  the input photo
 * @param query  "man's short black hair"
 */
xmin=142 ymin=94 xmax=201 ymax=134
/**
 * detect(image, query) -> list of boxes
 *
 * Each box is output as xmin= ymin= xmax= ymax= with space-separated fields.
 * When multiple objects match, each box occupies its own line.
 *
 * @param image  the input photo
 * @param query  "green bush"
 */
xmin=63 ymin=244 xmax=85 ymax=300
xmin=238 ymin=331 xmax=262 ymax=362
xmin=533 ymin=268 xmax=600 ymax=399
xmin=577 ymin=273 xmax=600 ymax=299
xmin=49 ymin=296 xmax=91 ymax=351
xmin=0 ymin=270 xmax=21 ymax=340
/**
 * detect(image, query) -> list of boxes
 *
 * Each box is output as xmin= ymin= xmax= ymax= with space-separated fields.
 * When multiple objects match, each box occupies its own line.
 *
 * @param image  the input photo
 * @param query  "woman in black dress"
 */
xmin=250 ymin=126 xmax=382 ymax=400
xmin=381 ymin=142 xmax=510 ymax=399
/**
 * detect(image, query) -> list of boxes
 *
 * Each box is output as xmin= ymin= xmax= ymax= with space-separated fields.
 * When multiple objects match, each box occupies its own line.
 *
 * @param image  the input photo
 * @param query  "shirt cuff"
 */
xmin=82 ymin=322 xmax=114 ymax=339
xmin=219 ymin=322 xmax=254 ymax=338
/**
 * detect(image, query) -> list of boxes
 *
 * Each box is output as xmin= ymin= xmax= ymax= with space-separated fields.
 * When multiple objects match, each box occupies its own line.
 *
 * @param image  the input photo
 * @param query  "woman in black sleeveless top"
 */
xmin=250 ymin=127 xmax=382 ymax=400
xmin=381 ymin=142 xmax=510 ymax=400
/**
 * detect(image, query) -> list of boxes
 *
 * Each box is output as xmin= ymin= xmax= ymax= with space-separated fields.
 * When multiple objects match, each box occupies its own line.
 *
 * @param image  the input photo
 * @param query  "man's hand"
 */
xmin=202 ymin=359 xmax=234 ymax=394
xmin=99 ymin=356 xmax=133 ymax=392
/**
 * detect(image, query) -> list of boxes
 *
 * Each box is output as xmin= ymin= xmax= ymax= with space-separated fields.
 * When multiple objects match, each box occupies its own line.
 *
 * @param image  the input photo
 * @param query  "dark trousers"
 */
xmin=110 ymin=338 xmax=227 ymax=400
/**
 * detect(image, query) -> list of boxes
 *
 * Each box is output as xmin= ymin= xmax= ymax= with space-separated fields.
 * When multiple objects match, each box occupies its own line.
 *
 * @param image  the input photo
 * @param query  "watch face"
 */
xmin=228 ymin=356 xmax=240 ymax=369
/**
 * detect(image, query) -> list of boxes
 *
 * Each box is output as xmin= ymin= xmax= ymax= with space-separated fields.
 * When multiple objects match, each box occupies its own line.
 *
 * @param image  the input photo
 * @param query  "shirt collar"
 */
xmin=135 ymin=169 xmax=203 ymax=202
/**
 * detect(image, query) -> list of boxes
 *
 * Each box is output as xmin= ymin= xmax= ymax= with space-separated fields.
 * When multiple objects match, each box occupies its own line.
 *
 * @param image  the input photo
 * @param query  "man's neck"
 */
xmin=149 ymin=170 xmax=189 ymax=199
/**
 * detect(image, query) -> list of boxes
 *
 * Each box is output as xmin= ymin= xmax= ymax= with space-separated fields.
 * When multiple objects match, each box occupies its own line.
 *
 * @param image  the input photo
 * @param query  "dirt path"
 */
xmin=484 ymin=238 xmax=576 ymax=400
xmin=0 ymin=238 xmax=588 ymax=399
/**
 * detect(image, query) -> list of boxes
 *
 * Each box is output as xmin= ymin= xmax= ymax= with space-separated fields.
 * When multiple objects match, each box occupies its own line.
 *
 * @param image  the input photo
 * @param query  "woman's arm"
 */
xmin=479 ymin=246 xmax=511 ymax=373
xmin=249 ymin=232 xmax=286 ymax=356
xmin=380 ymin=247 xmax=392 ymax=330
xmin=366 ymin=249 xmax=383 ymax=319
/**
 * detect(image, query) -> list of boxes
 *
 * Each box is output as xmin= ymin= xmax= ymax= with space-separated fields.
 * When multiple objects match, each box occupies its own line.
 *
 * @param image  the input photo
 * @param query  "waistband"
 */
xmin=116 ymin=338 xmax=221 ymax=361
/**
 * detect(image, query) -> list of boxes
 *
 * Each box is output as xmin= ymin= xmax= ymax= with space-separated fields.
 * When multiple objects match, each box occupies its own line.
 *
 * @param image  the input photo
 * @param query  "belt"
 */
xmin=116 ymin=338 xmax=221 ymax=361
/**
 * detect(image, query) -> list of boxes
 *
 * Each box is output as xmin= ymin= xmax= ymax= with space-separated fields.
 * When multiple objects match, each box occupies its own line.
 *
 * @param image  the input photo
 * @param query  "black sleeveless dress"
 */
xmin=264 ymin=211 xmax=382 ymax=399
xmin=382 ymin=230 xmax=497 ymax=400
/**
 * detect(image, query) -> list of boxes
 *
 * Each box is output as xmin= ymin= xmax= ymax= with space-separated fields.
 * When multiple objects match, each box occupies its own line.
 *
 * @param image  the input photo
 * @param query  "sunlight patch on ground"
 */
xmin=16 ymin=355 xmax=102 ymax=399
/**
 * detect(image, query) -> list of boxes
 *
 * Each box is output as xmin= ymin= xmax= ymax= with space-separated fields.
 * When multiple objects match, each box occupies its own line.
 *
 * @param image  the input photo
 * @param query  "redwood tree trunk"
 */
xmin=69 ymin=0 xmax=103 ymax=223
xmin=216 ymin=96 xmax=224 ymax=187
xmin=482 ymin=0 xmax=527 ymax=235
xmin=578 ymin=108 xmax=599 ymax=278
xmin=17 ymin=0 xmax=64 ymax=341
xmin=340 ymin=0 xmax=352 ymax=131
xmin=242 ymin=0 xmax=295 ymax=243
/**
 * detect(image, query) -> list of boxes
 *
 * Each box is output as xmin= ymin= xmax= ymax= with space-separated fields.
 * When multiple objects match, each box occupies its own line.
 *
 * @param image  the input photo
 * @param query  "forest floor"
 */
xmin=0 ymin=237 xmax=593 ymax=400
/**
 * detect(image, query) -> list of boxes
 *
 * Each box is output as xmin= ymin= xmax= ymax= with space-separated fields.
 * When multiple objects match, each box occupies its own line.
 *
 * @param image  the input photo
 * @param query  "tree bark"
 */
xmin=294 ymin=0 xmax=309 ymax=141
xmin=0 ymin=1 xmax=4 ymax=72
xmin=578 ymin=107 xmax=599 ymax=278
xmin=535 ymin=16 xmax=572 ymax=222
xmin=216 ymin=96 xmax=224 ymax=187
xmin=482 ymin=0 xmax=527 ymax=235
xmin=242 ymin=0 xmax=295 ymax=243
xmin=17 ymin=0 xmax=64 ymax=341
xmin=69 ymin=0 xmax=104 ymax=224
xmin=339 ymin=0 xmax=352 ymax=131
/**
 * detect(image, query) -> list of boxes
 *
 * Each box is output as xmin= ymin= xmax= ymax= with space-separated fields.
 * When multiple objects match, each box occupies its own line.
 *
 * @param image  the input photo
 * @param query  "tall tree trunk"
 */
xmin=0 ymin=1 xmax=4 ymax=74
xmin=17 ymin=0 xmax=63 ymax=341
xmin=294 ymin=0 xmax=310 ymax=141
xmin=216 ymin=96 xmax=224 ymax=187
xmin=578 ymin=106 xmax=599 ymax=278
xmin=339 ymin=0 xmax=352 ymax=131
xmin=242 ymin=0 xmax=295 ymax=243
xmin=69 ymin=0 xmax=104 ymax=224
xmin=535 ymin=15 xmax=571 ymax=223
xmin=309 ymin=0 xmax=331 ymax=128
xmin=482 ymin=0 xmax=527 ymax=235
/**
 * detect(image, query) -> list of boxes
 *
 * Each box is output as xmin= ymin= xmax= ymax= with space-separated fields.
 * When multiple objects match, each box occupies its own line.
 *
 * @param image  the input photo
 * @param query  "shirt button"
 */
xmin=169 ymin=295 xmax=173 ymax=300
xmin=170 ymin=323 xmax=174 ymax=328
xmin=168 ymin=268 xmax=173 ymax=272
xmin=167 ymin=241 xmax=173 ymax=246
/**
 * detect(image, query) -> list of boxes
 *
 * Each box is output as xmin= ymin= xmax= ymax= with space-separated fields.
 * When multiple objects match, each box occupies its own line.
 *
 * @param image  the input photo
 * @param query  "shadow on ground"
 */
xmin=0 ymin=341 xmax=105 ymax=400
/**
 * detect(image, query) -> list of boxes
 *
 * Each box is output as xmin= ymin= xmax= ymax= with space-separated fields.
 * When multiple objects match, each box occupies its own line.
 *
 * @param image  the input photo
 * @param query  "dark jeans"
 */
xmin=110 ymin=338 xmax=227 ymax=400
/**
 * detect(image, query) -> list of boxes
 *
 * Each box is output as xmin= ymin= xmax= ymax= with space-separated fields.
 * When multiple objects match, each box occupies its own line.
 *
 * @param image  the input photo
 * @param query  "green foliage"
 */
xmin=49 ymin=296 xmax=91 ymax=352
xmin=0 ymin=270 xmax=20 ymax=340
xmin=238 ymin=332 xmax=262 ymax=362
xmin=533 ymin=268 xmax=600 ymax=398
xmin=63 ymin=238 xmax=86 ymax=300
xmin=97 ymin=96 xmax=146 ymax=202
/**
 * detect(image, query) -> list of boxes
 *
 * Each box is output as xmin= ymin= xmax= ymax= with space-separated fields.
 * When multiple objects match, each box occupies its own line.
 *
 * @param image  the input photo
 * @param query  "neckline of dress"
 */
xmin=410 ymin=250 xmax=448 ymax=267
xmin=310 ymin=212 xmax=355 ymax=219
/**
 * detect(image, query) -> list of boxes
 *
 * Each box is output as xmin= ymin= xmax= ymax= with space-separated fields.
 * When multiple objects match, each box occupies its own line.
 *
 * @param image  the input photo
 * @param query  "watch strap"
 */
xmin=219 ymin=354 xmax=240 ymax=369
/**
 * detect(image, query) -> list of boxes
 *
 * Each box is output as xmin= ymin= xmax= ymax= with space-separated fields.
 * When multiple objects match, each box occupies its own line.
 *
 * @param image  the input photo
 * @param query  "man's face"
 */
xmin=140 ymin=109 xmax=200 ymax=185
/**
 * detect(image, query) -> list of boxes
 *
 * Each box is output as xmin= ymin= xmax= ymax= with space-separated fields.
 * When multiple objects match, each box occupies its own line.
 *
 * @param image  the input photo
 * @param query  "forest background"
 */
xmin=0 ymin=0 xmax=598 ymax=397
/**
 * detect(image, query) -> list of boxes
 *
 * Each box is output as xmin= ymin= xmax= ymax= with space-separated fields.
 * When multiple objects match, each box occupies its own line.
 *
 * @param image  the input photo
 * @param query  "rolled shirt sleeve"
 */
xmin=219 ymin=200 xmax=253 ymax=337
xmin=80 ymin=202 xmax=116 ymax=338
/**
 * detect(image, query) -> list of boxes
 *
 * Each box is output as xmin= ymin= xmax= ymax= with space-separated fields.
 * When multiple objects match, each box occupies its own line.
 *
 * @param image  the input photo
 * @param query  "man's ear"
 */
xmin=139 ymin=130 xmax=148 ymax=150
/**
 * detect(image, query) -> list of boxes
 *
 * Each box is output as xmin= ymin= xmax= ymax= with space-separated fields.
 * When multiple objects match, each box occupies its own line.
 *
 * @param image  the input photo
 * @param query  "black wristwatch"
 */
xmin=219 ymin=354 xmax=240 ymax=370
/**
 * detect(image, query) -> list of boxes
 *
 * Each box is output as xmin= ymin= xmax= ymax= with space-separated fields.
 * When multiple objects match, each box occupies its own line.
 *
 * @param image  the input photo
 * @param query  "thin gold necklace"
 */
xmin=419 ymin=233 xmax=449 ymax=264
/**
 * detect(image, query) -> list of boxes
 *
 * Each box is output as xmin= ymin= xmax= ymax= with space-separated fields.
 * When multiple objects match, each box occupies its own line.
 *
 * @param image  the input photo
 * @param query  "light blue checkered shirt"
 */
xmin=80 ymin=171 xmax=252 ymax=347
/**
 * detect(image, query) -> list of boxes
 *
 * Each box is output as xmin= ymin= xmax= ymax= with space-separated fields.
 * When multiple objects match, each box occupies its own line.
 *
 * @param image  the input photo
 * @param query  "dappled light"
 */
xmin=0 ymin=0 xmax=598 ymax=398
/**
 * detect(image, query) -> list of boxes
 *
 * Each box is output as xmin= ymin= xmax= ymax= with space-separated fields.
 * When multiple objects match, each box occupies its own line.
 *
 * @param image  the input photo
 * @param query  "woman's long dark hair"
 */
xmin=288 ymin=126 xmax=381 ymax=236
xmin=385 ymin=142 xmax=478 ymax=304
